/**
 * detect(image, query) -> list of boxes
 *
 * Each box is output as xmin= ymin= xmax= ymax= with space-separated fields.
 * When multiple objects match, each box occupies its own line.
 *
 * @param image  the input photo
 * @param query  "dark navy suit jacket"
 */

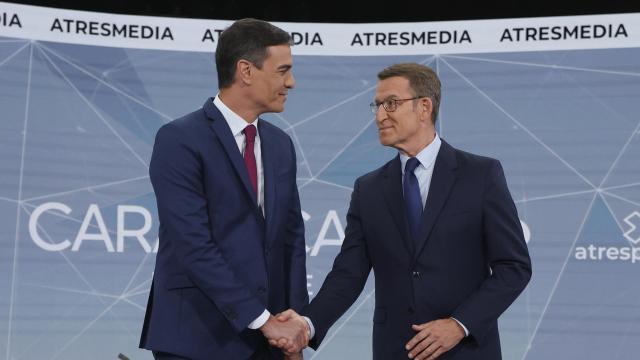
xmin=306 ymin=140 xmax=531 ymax=359
xmin=140 ymin=99 xmax=308 ymax=360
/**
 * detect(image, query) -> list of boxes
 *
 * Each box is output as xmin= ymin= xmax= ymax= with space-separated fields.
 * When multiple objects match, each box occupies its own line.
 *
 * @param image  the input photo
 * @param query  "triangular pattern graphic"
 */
xmin=525 ymin=195 xmax=640 ymax=359
xmin=19 ymin=46 xmax=148 ymax=200
xmin=443 ymin=54 xmax=638 ymax=188
xmin=438 ymin=56 xmax=594 ymax=201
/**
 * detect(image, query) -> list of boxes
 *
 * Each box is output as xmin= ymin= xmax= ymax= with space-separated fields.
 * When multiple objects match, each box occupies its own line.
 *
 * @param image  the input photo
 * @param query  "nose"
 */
xmin=285 ymin=72 xmax=295 ymax=89
xmin=375 ymin=104 xmax=386 ymax=122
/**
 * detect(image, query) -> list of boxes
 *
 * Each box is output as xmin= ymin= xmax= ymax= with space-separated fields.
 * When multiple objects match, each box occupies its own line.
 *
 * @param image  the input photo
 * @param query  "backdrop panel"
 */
xmin=1 ymin=3 xmax=640 ymax=359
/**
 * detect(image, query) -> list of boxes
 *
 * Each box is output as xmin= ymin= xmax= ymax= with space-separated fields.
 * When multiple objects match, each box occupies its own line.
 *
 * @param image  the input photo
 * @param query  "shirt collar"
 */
xmin=400 ymin=133 xmax=442 ymax=174
xmin=213 ymin=95 xmax=259 ymax=137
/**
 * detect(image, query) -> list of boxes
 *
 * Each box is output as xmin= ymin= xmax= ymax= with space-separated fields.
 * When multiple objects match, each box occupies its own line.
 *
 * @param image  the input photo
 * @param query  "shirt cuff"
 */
xmin=248 ymin=309 xmax=271 ymax=329
xmin=303 ymin=316 xmax=315 ymax=339
xmin=451 ymin=317 xmax=469 ymax=337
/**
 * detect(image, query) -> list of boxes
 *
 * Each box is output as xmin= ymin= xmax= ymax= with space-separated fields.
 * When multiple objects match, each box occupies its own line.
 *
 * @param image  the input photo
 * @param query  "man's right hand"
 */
xmin=260 ymin=314 xmax=309 ymax=353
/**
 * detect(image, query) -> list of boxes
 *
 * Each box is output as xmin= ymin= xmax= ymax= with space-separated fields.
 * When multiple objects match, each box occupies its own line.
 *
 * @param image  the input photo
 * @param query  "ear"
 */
xmin=236 ymin=59 xmax=253 ymax=85
xmin=420 ymin=97 xmax=433 ymax=122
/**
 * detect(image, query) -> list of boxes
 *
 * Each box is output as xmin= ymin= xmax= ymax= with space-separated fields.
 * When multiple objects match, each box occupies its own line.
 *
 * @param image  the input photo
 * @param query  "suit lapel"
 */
xmin=258 ymin=121 xmax=276 ymax=245
xmin=382 ymin=156 xmax=414 ymax=255
xmin=204 ymin=99 xmax=259 ymax=208
xmin=413 ymin=141 xmax=458 ymax=261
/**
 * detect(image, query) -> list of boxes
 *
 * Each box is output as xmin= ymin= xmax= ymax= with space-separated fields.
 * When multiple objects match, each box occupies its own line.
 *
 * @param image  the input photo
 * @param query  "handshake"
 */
xmin=259 ymin=309 xmax=310 ymax=359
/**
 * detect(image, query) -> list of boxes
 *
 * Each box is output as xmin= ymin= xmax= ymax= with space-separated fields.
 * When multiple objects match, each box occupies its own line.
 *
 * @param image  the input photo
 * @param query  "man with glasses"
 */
xmin=140 ymin=19 xmax=310 ymax=360
xmin=275 ymin=63 xmax=531 ymax=359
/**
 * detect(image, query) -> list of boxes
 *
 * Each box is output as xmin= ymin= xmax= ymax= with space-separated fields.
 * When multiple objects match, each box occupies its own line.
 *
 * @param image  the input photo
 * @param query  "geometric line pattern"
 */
xmin=1 ymin=34 xmax=639 ymax=360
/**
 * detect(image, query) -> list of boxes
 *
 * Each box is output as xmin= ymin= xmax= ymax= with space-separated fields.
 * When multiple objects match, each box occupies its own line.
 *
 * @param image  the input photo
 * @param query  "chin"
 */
xmin=265 ymin=105 xmax=284 ymax=113
xmin=378 ymin=135 xmax=393 ymax=146
xmin=270 ymin=102 xmax=286 ymax=113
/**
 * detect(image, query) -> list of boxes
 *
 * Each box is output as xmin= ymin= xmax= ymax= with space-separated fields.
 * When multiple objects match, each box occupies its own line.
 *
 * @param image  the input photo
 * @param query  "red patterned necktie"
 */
xmin=243 ymin=124 xmax=258 ymax=200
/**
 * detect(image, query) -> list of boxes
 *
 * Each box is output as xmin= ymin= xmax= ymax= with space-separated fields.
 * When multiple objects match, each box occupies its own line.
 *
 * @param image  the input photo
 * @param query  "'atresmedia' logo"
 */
xmin=623 ymin=211 xmax=640 ymax=244
xmin=575 ymin=210 xmax=640 ymax=263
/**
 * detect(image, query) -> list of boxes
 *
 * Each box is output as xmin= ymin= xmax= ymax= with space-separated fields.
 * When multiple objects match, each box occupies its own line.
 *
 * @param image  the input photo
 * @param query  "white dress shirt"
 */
xmin=212 ymin=96 xmax=270 ymax=330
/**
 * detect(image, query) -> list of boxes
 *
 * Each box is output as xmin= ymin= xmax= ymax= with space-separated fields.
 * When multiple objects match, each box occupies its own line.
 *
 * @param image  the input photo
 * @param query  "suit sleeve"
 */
xmin=284 ymin=138 xmax=309 ymax=312
xmin=150 ymin=123 xmax=265 ymax=333
xmin=451 ymin=160 xmax=532 ymax=345
xmin=305 ymin=177 xmax=372 ymax=348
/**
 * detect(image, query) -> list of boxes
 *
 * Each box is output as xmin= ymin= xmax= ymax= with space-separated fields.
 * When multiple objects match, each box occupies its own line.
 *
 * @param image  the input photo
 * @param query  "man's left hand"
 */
xmin=405 ymin=318 xmax=465 ymax=360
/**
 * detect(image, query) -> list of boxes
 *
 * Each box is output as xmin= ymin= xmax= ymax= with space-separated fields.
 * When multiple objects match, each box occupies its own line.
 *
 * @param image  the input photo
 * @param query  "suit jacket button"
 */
xmin=257 ymin=286 xmax=266 ymax=293
xmin=408 ymin=307 xmax=415 ymax=314
xmin=412 ymin=271 xmax=420 ymax=277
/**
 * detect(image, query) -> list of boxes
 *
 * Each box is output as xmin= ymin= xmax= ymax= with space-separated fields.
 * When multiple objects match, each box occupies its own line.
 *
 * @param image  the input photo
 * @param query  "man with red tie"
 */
xmin=139 ymin=18 xmax=309 ymax=360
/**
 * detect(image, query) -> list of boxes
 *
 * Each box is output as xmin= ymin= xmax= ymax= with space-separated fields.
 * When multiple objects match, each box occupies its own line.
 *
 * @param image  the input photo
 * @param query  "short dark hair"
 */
xmin=377 ymin=63 xmax=441 ymax=124
xmin=215 ymin=18 xmax=291 ymax=89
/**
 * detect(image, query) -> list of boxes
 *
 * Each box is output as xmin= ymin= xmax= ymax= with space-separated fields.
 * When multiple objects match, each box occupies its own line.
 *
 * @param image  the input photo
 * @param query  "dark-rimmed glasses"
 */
xmin=369 ymin=97 xmax=423 ymax=114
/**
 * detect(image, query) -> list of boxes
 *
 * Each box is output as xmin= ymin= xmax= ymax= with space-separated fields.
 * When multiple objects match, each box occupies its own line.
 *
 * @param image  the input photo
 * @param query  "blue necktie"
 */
xmin=404 ymin=157 xmax=423 ymax=241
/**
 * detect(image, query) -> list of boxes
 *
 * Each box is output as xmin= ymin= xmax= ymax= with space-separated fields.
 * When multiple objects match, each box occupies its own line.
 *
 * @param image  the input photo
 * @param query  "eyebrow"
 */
xmin=374 ymin=95 xmax=400 ymax=102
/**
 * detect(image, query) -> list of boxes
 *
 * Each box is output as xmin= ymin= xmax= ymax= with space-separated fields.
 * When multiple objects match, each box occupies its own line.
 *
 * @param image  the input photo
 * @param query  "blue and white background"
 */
xmin=1 ymin=3 xmax=640 ymax=359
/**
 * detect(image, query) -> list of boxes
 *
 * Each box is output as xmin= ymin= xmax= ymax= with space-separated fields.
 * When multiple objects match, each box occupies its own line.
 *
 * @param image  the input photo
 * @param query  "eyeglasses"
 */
xmin=369 ymin=97 xmax=423 ymax=114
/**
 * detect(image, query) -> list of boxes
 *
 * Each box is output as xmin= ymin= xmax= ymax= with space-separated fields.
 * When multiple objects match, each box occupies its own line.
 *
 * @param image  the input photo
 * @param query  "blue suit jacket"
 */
xmin=140 ymin=99 xmax=308 ymax=359
xmin=306 ymin=140 xmax=531 ymax=360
